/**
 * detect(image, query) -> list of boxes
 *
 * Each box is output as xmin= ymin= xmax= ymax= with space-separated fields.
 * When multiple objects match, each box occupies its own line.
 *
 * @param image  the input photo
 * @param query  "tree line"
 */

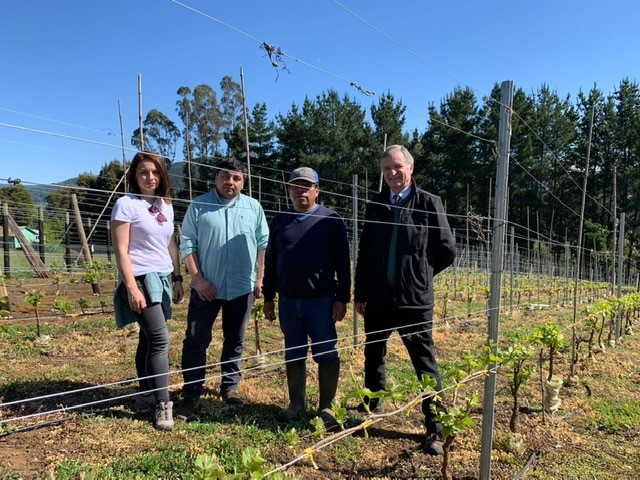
xmin=3 ymin=75 xmax=637 ymax=265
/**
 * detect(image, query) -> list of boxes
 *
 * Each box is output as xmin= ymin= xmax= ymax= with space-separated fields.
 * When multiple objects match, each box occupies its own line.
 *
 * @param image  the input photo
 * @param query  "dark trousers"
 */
xmin=363 ymin=302 xmax=443 ymax=434
xmin=120 ymin=278 xmax=171 ymax=404
xmin=181 ymin=292 xmax=253 ymax=399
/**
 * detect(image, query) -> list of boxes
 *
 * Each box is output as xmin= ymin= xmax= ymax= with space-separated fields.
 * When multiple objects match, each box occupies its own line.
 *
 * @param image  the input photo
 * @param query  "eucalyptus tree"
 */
xmin=219 ymin=75 xmax=244 ymax=149
xmin=175 ymin=84 xmax=225 ymax=196
xmin=131 ymin=109 xmax=180 ymax=165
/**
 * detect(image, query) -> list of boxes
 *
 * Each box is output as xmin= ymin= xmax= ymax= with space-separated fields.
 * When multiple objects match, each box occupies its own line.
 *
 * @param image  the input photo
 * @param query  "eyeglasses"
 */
xmin=148 ymin=204 xmax=167 ymax=224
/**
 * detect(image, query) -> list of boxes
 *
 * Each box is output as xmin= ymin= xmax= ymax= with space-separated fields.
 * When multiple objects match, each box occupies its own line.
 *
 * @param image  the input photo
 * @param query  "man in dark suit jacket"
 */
xmin=353 ymin=145 xmax=456 ymax=456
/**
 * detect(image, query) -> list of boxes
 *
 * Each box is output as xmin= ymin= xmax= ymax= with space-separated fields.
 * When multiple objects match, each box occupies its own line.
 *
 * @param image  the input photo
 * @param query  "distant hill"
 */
xmin=9 ymin=162 xmax=187 ymax=207
xmin=0 ymin=178 xmax=77 ymax=207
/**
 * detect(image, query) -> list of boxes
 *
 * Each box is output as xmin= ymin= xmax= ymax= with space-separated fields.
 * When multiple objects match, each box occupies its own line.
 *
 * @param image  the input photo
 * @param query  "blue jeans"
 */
xmin=278 ymin=296 xmax=338 ymax=364
xmin=181 ymin=292 xmax=253 ymax=399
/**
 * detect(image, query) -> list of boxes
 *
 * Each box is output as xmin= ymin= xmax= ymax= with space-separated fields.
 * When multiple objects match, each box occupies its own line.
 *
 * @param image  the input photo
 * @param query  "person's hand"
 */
xmin=264 ymin=301 xmax=276 ymax=322
xmin=253 ymin=280 xmax=263 ymax=299
xmin=194 ymin=277 xmax=217 ymax=302
xmin=127 ymin=286 xmax=146 ymax=313
xmin=355 ymin=302 xmax=366 ymax=315
xmin=173 ymin=281 xmax=184 ymax=303
xmin=332 ymin=301 xmax=347 ymax=322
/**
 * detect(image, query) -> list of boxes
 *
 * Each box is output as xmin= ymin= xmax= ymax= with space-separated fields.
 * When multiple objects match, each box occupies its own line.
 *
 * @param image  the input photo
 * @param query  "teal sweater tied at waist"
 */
xmin=114 ymin=271 xmax=173 ymax=328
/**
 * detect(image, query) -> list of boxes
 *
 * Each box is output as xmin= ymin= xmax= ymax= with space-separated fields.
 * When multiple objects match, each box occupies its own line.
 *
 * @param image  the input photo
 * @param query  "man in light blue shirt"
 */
xmin=177 ymin=158 xmax=269 ymax=417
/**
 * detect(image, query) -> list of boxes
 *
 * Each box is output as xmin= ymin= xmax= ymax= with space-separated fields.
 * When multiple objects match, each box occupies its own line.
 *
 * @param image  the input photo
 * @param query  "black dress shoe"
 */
xmin=422 ymin=433 xmax=444 ymax=456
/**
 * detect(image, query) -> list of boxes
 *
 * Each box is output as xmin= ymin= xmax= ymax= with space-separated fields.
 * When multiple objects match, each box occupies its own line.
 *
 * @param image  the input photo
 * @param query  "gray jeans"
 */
xmin=125 ymin=279 xmax=171 ymax=403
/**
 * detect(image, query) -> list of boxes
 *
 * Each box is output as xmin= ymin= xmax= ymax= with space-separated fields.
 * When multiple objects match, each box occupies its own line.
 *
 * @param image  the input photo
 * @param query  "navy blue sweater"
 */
xmin=263 ymin=205 xmax=351 ymax=303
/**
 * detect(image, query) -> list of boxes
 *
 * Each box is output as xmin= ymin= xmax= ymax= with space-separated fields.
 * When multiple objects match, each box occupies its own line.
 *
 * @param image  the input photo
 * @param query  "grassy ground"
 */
xmin=1 ymin=274 xmax=639 ymax=479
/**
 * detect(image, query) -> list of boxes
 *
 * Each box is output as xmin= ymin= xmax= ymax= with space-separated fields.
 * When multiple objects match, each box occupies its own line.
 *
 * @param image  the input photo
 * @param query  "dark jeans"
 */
xmin=125 ymin=280 xmax=170 ymax=404
xmin=181 ymin=292 xmax=253 ymax=399
xmin=278 ymin=296 xmax=338 ymax=364
xmin=363 ymin=303 xmax=443 ymax=434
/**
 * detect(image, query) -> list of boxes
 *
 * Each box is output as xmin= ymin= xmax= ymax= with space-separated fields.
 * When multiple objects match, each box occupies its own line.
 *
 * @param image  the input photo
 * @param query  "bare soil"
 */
xmin=1 ymin=277 xmax=640 ymax=479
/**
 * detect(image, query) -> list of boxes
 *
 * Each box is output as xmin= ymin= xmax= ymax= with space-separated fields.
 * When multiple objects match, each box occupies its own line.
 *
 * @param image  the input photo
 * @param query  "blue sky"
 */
xmin=1 ymin=0 xmax=638 ymax=186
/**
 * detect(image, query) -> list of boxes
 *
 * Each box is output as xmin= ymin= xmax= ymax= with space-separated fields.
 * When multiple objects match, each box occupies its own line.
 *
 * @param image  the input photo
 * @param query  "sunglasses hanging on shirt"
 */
xmin=148 ymin=204 xmax=167 ymax=224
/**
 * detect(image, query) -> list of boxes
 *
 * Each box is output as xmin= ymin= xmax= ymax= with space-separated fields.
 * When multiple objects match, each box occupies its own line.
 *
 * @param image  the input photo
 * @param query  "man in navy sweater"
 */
xmin=263 ymin=167 xmax=351 ymax=425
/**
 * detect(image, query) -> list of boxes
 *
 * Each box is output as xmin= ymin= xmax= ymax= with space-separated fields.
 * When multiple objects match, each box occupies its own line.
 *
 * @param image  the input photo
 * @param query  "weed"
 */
xmin=589 ymin=398 xmax=640 ymax=433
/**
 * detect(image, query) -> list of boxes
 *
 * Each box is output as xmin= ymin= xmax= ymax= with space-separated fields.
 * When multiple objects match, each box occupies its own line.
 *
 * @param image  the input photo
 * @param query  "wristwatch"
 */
xmin=172 ymin=274 xmax=184 ymax=283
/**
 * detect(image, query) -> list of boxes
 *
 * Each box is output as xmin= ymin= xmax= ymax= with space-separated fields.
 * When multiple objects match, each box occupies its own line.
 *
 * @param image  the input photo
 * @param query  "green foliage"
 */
xmin=81 ymin=260 xmax=108 ymax=285
xmin=54 ymin=446 xmax=195 ymax=479
xmin=239 ymin=447 xmax=266 ymax=479
xmin=0 ymin=183 xmax=35 ymax=226
xmin=589 ymin=398 xmax=640 ymax=434
xmin=435 ymin=394 xmax=479 ymax=439
xmin=332 ymin=401 xmax=349 ymax=430
xmin=251 ymin=299 xmax=265 ymax=321
xmin=192 ymin=447 xmax=286 ymax=480
xmin=309 ymin=416 xmax=326 ymax=438
xmin=131 ymin=109 xmax=180 ymax=163
xmin=194 ymin=453 xmax=226 ymax=479
xmin=498 ymin=337 xmax=536 ymax=432
xmin=76 ymin=297 xmax=91 ymax=314
xmin=98 ymin=299 xmax=108 ymax=313
xmin=282 ymin=428 xmax=301 ymax=452
xmin=343 ymin=386 xmax=385 ymax=414
xmin=52 ymin=295 xmax=71 ymax=315
xmin=44 ymin=218 xmax=66 ymax=245
xmin=533 ymin=321 xmax=565 ymax=380
xmin=24 ymin=289 xmax=45 ymax=336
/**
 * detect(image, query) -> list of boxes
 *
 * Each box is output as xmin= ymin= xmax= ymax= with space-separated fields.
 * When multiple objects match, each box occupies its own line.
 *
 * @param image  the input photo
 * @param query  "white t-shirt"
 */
xmin=111 ymin=194 xmax=174 ymax=277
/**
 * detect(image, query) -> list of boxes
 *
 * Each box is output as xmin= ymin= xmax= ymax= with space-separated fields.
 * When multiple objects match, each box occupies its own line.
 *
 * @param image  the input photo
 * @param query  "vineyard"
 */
xmin=2 ymin=0 xmax=639 ymax=477
xmin=1 ymin=263 xmax=640 ymax=479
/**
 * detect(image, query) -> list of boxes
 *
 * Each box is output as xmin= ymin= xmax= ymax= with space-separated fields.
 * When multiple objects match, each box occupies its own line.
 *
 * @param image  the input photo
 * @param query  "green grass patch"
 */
xmin=54 ymin=445 xmax=196 ymax=480
xmin=588 ymin=398 xmax=640 ymax=433
xmin=331 ymin=435 xmax=363 ymax=465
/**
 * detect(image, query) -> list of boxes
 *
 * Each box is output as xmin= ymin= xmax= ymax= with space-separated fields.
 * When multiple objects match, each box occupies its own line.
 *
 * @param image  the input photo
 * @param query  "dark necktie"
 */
xmin=393 ymin=194 xmax=401 ymax=205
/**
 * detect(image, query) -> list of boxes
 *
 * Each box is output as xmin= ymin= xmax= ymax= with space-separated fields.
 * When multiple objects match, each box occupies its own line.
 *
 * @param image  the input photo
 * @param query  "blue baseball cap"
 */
xmin=288 ymin=167 xmax=319 ymax=184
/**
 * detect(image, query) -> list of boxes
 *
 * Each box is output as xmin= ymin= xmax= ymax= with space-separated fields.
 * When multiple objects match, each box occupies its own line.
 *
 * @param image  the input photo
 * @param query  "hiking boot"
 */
xmin=422 ymin=433 xmax=444 ymax=456
xmin=154 ymin=401 xmax=174 ymax=431
xmin=221 ymin=390 xmax=244 ymax=408
xmin=175 ymin=397 xmax=200 ymax=420
xmin=133 ymin=393 xmax=156 ymax=413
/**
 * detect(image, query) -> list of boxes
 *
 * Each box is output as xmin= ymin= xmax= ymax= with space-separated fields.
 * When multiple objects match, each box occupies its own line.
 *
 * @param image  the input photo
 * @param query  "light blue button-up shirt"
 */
xmin=180 ymin=189 xmax=269 ymax=301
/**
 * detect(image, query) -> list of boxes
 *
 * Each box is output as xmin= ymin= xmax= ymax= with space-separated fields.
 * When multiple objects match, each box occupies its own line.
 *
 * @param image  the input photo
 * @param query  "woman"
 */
xmin=112 ymin=150 xmax=183 ymax=431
